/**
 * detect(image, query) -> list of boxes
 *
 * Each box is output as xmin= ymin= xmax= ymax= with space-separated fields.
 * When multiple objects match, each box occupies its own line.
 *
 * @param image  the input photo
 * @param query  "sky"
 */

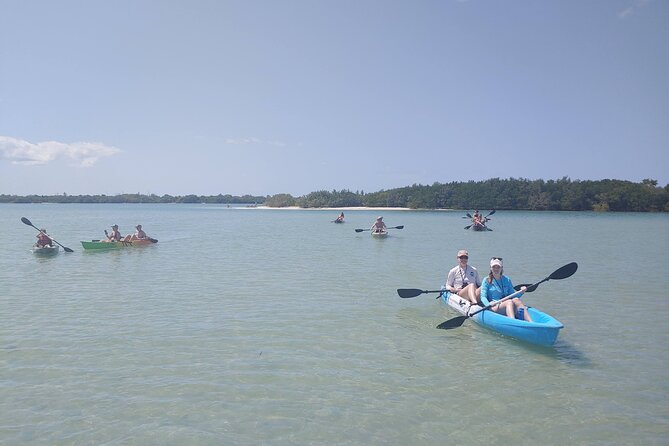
xmin=1 ymin=0 xmax=667 ymax=197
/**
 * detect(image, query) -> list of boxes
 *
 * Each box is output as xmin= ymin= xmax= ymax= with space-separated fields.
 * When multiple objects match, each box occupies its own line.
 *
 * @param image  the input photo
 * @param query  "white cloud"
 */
xmin=618 ymin=0 xmax=650 ymax=18
xmin=0 ymin=136 xmax=121 ymax=166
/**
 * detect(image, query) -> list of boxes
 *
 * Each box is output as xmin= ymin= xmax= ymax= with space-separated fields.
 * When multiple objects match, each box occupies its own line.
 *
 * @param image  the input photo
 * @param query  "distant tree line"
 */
xmin=3 ymin=178 xmax=667 ymax=211
xmin=0 ymin=193 xmax=265 ymax=204
xmin=266 ymin=178 xmax=669 ymax=212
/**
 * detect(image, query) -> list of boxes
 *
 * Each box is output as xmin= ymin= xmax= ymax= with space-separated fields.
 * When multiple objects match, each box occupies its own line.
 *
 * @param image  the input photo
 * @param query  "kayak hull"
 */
xmin=81 ymin=239 xmax=157 ymax=250
xmin=32 ymin=244 xmax=59 ymax=255
xmin=371 ymin=230 xmax=388 ymax=238
xmin=469 ymin=224 xmax=491 ymax=231
xmin=441 ymin=291 xmax=563 ymax=347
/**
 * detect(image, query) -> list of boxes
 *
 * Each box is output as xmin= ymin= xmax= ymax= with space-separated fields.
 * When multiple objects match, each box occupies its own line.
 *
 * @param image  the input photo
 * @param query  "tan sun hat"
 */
xmin=457 ymin=250 xmax=468 ymax=257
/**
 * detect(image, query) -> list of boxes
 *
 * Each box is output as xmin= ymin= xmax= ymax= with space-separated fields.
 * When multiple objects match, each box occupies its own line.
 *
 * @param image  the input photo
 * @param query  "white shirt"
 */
xmin=446 ymin=264 xmax=481 ymax=290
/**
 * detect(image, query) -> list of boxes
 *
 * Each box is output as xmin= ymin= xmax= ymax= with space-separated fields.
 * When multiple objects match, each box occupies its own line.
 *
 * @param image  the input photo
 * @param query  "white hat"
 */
xmin=490 ymin=258 xmax=503 ymax=268
xmin=377 ymin=216 xmax=383 ymax=220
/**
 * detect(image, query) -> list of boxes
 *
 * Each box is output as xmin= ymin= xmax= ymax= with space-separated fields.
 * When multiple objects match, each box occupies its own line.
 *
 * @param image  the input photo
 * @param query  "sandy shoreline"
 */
xmin=252 ymin=206 xmax=455 ymax=211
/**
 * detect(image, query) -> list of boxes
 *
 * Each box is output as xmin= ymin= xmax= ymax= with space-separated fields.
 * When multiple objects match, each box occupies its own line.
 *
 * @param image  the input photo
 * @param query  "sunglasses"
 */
xmin=458 ymin=256 xmax=469 ymax=259
xmin=491 ymin=257 xmax=503 ymax=260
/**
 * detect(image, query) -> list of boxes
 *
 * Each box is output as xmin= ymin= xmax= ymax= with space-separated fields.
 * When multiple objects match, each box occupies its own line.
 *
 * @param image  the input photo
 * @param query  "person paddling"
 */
xmin=131 ymin=224 xmax=148 ymax=240
xmin=480 ymin=257 xmax=531 ymax=322
xmin=36 ymin=229 xmax=54 ymax=247
xmin=445 ymin=249 xmax=481 ymax=305
xmin=335 ymin=212 xmax=345 ymax=223
xmin=104 ymin=224 xmax=122 ymax=242
xmin=371 ymin=216 xmax=387 ymax=233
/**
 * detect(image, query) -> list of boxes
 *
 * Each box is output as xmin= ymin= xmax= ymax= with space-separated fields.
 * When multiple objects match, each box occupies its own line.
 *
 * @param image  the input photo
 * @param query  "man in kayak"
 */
xmin=371 ymin=216 xmax=387 ymax=233
xmin=36 ymin=229 xmax=54 ymax=247
xmin=445 ymin=249 xmax=481 ymax=305
xmin=104 ymin=224 xmax=122 ymax=242
xmin=480 ymin=257 xmax=531 ymax=322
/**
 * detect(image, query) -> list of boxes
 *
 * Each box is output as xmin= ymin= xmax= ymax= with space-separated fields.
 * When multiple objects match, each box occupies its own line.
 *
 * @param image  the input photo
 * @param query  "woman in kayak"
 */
xmin=131 ymin=224 xmax=148 ymax=240
xmin=104 ymin=224 xmax=122 ymax=242
xmin=36 ymin=229 xmax=53 ymax=247
xmin=445 ymin=249 xmax=481 ymax=305
xmin=480 ymin=257 xmax=531 ymax=322
xmin=335 ymin=212 xmax=345 ymax=223
xmin=371 ymin=216 xmax=387 ymax=233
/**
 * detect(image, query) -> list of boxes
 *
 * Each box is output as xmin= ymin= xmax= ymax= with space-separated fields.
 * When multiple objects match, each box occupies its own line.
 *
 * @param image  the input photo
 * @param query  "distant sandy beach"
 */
xmin=253 ymin=206 xmax=454 ymax=211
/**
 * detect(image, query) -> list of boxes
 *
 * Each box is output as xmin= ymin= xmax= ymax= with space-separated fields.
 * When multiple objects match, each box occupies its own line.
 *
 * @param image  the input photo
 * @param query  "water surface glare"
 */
xmin=1 ymin=204 xmax=668 ymax=444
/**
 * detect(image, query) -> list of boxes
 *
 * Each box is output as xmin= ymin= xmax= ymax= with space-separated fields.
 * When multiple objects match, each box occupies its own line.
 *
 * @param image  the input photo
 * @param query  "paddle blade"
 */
xmin=465 ymin=213 xmax=472 ymax=218
xmin=549 ymin=262 xmax=578 ymax=281
xmin=64 ymin=247 xmax=74 ymax=253
xmin=525 ymin=283 xmax=539 ymax=292
xmin=464 ymin=225 xmax=472 ymax=230
xmin=21 ymin=217 xmax=33 ymax=227
xmin=148 ymin=238 xmax=158 ymax=243
xmin=397 ymin=288 xmax=425 ymax=298
xmin=355 ymin=228 xmax=364 ymax=233
xmin=486 ymin=209 xmax=496 ymax=217
xmin=437 ymin=316 xmax=468 ymax=330
xmin=393 ymin=225 xmax=404 ymax=230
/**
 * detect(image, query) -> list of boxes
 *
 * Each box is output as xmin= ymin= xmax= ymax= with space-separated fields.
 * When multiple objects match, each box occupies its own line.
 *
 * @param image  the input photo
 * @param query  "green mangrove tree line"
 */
xmin=265 ymin=178 xmax=669 ymax=211
xmin=3 ymin=178 xmax=667 ymax=211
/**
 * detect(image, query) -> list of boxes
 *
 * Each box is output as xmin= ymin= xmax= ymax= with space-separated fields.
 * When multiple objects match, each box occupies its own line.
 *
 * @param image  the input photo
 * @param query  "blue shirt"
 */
xmin=480 ymin=275 xmax=520 ymax=306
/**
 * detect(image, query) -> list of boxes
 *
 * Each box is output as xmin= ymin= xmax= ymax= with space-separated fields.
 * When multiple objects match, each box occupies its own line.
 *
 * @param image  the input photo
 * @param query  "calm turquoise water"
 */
xmin=1 ymin=204 xmax=668 ymax=445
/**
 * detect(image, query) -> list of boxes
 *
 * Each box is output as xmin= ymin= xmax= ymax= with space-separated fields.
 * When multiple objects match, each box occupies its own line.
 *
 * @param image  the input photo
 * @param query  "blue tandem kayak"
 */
xmin=441 ymin=291 xmax=563 ymax=347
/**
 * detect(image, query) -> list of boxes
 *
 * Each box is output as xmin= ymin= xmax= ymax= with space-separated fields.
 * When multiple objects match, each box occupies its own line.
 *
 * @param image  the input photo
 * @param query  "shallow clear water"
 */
xmin=1 ymin=204 xmax=668 ymax=445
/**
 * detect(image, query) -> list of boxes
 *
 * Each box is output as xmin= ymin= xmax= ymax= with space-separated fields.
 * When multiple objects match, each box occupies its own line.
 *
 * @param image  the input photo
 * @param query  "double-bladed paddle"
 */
xmin=355 ymin=225 xmax=404 ymax=233
xmin=21 ymin=217 xmax=74 ymax=252
xmin=464 ymin=209 xmax=495 ymax=230
xmin=435 ymin=262 xmax=578 ymax=329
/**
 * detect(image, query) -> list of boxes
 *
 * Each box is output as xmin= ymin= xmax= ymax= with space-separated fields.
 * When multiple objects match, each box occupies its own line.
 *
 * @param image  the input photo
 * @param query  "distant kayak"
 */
xmin=81 ymin=238 xmax=158 ymax=250
xmin=333 ymin=219 xmax=345 ymax=224
xmin=469 ymin=222 xmax=491 ymax=231
xmin=441 ymin=291 xmax=563 ymax=346
xmin=32 ymin=244 xmax=59 ymax=256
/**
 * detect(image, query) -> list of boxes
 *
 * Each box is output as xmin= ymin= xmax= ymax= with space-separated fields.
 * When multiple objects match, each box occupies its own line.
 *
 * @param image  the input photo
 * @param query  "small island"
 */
xmin=2 ymin=177 xmax=667 ymax=212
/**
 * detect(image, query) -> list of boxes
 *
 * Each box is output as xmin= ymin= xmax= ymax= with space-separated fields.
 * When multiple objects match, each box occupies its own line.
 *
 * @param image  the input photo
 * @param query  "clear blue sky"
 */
xmin=1 ymin=0 xmax=667 ymax=196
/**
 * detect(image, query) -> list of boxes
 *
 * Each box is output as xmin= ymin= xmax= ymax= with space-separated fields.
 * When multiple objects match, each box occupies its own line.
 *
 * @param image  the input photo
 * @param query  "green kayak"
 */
xmin=81 ymin=238 xmax=158 ymax=250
